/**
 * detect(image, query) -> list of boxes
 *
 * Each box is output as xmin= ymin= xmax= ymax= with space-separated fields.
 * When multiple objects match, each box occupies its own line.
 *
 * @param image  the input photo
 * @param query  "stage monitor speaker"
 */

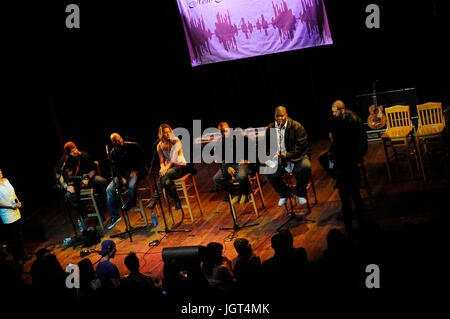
xmin=162 ymin=245 xmax=206 ymax=266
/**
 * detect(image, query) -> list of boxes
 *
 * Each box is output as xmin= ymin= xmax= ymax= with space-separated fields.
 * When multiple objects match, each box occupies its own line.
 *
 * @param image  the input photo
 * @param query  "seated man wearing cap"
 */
xmin=212 ymin=122 xmax=252 ymax=206
xmin=56 ymin=141 xmax=107 ymax=219
xmin=96 ymin=240 xmax=120 ymax=293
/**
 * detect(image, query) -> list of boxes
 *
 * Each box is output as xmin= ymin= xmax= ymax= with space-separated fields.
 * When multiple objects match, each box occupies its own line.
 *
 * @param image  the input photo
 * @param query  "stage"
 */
xmin=19 ymin=138 xmax=447 ymax=287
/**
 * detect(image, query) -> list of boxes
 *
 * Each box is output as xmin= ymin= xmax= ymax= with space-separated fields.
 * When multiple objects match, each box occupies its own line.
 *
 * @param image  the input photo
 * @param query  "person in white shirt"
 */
xmin=0 ymin=168 xmax=27 ymax=266
xmin=147 ymin=124 xmax=193 ymax=210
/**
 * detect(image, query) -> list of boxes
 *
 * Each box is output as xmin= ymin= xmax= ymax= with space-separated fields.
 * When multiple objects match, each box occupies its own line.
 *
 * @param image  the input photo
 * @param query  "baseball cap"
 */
xmin=99 ymin=240 xmax=116 ymax=256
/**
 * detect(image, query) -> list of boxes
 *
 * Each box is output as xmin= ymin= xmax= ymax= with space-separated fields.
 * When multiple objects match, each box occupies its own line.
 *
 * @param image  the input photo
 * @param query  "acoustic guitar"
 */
xmin=367 ymin=81 xmax=386 ymax=129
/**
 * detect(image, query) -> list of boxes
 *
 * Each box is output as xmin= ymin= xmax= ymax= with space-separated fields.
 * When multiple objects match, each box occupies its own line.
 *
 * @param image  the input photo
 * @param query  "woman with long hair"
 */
xmin=148 ymin=124 xmax=192 ymax=210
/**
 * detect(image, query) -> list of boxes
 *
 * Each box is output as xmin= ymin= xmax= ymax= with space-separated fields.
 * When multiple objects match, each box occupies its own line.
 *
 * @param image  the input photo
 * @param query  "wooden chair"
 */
xmin=415 ymin=102 xmax=448 ymax=180
xmin=119 ymin=177 xmax=151 ymax=228
xmin=381 ymin=105 xmax=422 ymax=182
xmin=164 ymin=173 xmax=203 ymax=223
xmin=227 ymin=170 xmax=265 ymax=220
xmin=79 ymin=161 xmax=105 ymax=231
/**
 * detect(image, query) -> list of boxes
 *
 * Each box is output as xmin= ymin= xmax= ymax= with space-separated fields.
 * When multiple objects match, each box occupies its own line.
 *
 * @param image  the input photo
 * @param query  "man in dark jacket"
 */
xmin=264 ymin=106 xmax=311 ymax=206
xmin=213 ymin=122 xmax=252 ymax=205
xmin=106 ymin=133 xmax=146 ymax=230
xmin=57 ymin=141 xmax=107 ymax=218
xmin=329 ymin=100 xmax=368 ymax=234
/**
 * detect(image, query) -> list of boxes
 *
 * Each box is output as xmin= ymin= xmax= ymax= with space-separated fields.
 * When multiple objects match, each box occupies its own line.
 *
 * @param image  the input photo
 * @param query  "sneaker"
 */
xmin=297 ymin=196 xmax=307 ymax=205
xmin=278 ymin=198 xmax=288 ymax=206
xmin=239 ymin=194 xmax=248 ymax=205
xmin=107 ymin=217 xmax=121 ymax=230
xmin=230 ymin=195 xmax=240 ymax=206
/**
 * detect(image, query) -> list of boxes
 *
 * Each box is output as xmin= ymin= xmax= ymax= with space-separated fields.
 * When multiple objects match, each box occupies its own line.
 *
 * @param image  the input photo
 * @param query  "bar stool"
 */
xmin=117 ymin=175 xmax=154 ymax=229
xmin=164 ymin=173 xmax=203 ymax=223
xmin=227 ymin=170 xmax=265 ymax=219
xmin=283 ymin=172 xmax=318 ymax=215
xmin=79 ymin=161 xmax=104 ymax=231
xmin=80 ymin=187 xmax=104 ymax=231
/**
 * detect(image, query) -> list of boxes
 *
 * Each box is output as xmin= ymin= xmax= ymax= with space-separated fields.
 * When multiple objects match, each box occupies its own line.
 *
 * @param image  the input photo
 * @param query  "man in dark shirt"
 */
xmin=213 ymin=122 xmax=252 ymax=205
xmin=119 ymin=252 xmax=160 ymax=299
xmin=95 ymin=240 xmax=120 ymax=294
xmin=329 ymin=100 xmax=368 ymax=234
xmin=106 ymin=133 xmax=146 ymax=230
xmin=264 ymin=106 xmax=311 ymax=207
xmin=57 ymin=141 xmax=107 ymax=218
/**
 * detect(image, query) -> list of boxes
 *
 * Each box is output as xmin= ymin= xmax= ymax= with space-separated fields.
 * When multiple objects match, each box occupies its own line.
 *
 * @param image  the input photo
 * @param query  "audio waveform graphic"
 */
xmin=179 ymin=0 xmax=332 ymax=65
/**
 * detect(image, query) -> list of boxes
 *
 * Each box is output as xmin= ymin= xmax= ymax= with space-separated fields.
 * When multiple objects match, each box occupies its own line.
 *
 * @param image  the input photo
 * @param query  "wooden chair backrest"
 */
xmin=416 ymin=102 xmax=445 ymax=128
xmin=385 ymin=105 xmax=412 ymax=130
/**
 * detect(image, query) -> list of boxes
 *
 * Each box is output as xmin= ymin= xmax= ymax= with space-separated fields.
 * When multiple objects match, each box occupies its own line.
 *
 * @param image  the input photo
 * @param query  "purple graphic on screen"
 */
xmin=271 ymin=0 xmax=297 ymax=43
xmin=299 ymin=0 xmax=331 ymax=41
xmin=256 ymin=14 xmax=270 ymax=36
xmin=182 ymin=13 xmax=213 ymax=62
xmin=214 ymin=10 xmax=239 ymax=52
xmin=177 ymin=0 xmax=333 ymax=66
xmin=240 ymin=18 xmax=252 ymax=39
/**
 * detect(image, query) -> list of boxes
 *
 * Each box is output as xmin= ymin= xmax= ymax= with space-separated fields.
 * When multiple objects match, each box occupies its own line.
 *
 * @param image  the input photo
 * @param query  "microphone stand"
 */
xmin=147 ymin=139 xmax=191 ymax=238
xmin=56 ymin=154 xmax=79 ymax=238
xmin=218 ymin=132 xmax=258 ymax=240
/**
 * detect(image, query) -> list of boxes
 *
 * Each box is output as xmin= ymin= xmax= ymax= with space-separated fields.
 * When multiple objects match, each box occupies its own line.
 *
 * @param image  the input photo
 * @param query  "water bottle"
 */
xmin=151 ymin=210 xmax=158 ymax=227
xmin=77 ymin=219 xmax=84 ymax=233
xmin=329 ymin=160 xmax=334 ymax=169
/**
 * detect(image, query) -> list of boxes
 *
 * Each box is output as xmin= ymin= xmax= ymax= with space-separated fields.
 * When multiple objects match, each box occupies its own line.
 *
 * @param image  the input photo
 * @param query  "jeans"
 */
xmin=213 ymin=163 xmax=250 ymax=196
xmin=265 ymin=157 xmax=311 ymax=198
xmin=107 ymin=173 xmax=139 ymax=219
xmin=64 ymin=175 xmax=107 ymax=217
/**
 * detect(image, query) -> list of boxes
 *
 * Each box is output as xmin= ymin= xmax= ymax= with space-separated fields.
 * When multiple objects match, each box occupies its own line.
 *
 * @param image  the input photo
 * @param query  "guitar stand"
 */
xmin=220 ymin=192 xmax=259 ymax=241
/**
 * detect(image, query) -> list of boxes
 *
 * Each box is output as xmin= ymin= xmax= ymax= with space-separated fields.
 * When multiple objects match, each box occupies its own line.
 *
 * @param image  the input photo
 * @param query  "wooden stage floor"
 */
xmin=20 ymin=139 xmax=448 ymax=285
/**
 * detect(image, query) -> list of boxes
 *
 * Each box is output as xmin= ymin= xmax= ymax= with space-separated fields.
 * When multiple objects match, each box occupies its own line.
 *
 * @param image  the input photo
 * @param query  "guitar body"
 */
xmin=367 ymin=104 xmax=386 ymax=129
xmin=367 ymin=81 xmax=387 ymax=130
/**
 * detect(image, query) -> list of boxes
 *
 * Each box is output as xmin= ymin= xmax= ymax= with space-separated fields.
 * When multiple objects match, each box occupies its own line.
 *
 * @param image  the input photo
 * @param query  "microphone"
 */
xmin=123 ymin=141 xmax=137 ymax=145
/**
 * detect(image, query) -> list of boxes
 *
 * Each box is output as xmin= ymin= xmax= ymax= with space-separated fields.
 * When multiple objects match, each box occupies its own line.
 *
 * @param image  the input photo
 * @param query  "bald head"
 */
xmin=274 ymin=106 xmax=288 ymax=126
xmin=331 ymin=100 xmax=346 ymax=118
xmin=110 ymin=133 xmax=124 ymax=146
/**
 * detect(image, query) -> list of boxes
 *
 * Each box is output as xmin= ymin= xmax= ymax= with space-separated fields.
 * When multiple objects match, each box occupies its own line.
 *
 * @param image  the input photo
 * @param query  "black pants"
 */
xmin=336 ymin=164 xmax=365 ymax=234
xmin=152 ymin=165 xmax=192 ymax=204
xmin=2 ymin=218 xmax=25 ymax=262
xmin=265 ymin=157 xmax=311 ymax=198
xmin=318 ymin=149 xmax=336 ymax=179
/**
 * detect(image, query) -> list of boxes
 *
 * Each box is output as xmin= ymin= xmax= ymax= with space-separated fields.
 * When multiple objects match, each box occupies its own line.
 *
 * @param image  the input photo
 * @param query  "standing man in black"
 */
xmin=264 ymin=106 xmax=311 ymax=207
xmin=57 ymin=141 xmax=107 ymax=219
xmin=329 ymin=100 xmax=368 ymax=235
xmin=106 ymin=133 xmax=146 ymax=230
